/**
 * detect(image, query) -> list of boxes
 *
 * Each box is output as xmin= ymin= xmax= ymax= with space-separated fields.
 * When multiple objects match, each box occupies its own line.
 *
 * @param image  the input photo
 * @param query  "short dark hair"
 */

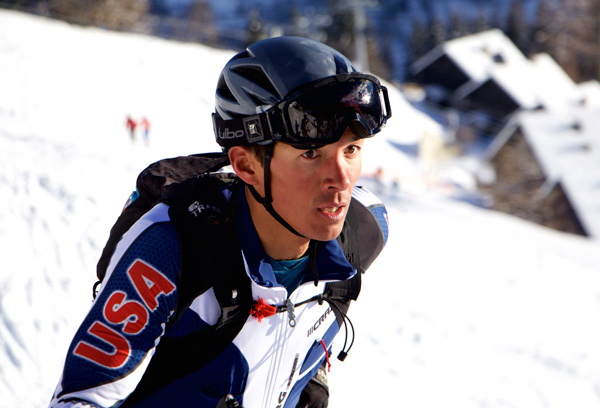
xmin=247 ymin=144 xmax=267 ymax=166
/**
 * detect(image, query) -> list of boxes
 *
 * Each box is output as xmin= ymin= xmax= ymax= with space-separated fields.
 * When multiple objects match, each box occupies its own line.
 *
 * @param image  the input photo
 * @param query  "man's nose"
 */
xmin=325 ymin=155 xmax=351 ymax=191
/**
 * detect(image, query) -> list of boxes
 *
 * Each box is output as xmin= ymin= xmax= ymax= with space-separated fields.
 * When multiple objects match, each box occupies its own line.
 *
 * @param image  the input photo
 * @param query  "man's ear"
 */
xmin=228 ymin=146 xmax=262 ymax=186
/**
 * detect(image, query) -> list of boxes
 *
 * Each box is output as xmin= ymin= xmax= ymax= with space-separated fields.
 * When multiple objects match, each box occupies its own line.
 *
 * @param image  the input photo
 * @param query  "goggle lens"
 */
xmin=281 ymin=76 xmax=389 ymax=145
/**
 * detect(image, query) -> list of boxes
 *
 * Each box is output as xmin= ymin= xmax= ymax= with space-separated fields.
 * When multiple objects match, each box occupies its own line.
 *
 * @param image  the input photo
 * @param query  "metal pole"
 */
xmin=351 ymin=0 xmax=369 ymax=72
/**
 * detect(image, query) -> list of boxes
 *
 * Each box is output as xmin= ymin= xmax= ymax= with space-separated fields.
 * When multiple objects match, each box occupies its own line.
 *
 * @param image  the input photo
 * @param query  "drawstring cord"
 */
xmin=316 ymin=294 xmax=355 ymax=361
xmin=250 ymin=293 xmax=355 ymax=361
xmin=319 ymin=339 xmax=332 ymax=372
xmin=249 ymin=241 xmax=355 ymax=359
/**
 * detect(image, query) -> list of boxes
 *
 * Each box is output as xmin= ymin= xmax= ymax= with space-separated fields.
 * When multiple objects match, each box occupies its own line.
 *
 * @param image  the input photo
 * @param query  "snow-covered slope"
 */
xmin=1 ymin=10 xmax=599 ymax=408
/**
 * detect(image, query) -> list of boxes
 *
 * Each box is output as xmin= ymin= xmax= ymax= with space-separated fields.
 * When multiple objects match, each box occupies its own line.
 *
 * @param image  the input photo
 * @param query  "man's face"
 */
xmin=267 ymin=128 xmax=364 ymax=242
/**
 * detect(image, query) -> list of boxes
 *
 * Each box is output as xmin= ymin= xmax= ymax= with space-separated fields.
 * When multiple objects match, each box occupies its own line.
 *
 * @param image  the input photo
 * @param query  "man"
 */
xmin=49 ymin=36 xmax=391 ymax=408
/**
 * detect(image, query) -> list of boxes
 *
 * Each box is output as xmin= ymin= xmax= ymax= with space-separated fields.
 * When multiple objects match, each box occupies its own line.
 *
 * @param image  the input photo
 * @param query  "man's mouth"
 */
xmin=322 ymin=207 xmax=341 ymax=214
xmin=319 ymin=205 xmax=346 ymax=220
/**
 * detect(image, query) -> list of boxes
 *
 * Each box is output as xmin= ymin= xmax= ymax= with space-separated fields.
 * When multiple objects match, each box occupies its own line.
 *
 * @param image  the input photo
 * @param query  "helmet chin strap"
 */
xmin=246 ymin=143 xmax=322 ymax=286
xmin=246 ymin=143 xmax=307 ymax=239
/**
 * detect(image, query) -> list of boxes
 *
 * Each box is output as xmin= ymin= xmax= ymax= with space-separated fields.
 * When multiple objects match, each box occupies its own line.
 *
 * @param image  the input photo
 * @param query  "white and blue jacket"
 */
xmin=49 ymin=183 xmax=388 ymax=408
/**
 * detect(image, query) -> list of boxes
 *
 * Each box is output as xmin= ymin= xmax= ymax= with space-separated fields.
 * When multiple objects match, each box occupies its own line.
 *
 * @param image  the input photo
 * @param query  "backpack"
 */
xmin=93 ymin=152 xmax=370 ymax=405
xmin=94 ymin=152 xmax=233 ymax=299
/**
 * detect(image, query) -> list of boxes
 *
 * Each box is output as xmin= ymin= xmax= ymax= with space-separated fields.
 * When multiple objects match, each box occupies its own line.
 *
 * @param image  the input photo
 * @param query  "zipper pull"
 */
xmin=286 ymin=298 xmax=296 ymax=327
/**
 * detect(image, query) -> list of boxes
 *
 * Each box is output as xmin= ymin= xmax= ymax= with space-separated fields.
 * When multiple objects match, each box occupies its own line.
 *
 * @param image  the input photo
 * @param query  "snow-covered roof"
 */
xmin=444 ymin=29 xmax=529 ymax=81
xmin=514 ymin=109 xmax=600 ymax=239
xmin=415 ymin=29 xmax=588 ymax=112
xmin=411 ymin=29 xmax=515 ymax=81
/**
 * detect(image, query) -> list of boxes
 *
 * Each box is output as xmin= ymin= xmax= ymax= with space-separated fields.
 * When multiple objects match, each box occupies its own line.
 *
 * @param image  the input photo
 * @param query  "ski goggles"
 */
xmin=214 ymin=73 xmax=392 ymax=148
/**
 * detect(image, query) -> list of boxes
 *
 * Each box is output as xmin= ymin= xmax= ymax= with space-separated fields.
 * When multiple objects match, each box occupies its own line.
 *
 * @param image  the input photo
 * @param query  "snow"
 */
xmin=530 ymin=53 xmax=584 ymax=110
xmin=579 ymin=80 xmax=600 ymax=109
xmin=1 ymin=9 xmax=600 ymax=408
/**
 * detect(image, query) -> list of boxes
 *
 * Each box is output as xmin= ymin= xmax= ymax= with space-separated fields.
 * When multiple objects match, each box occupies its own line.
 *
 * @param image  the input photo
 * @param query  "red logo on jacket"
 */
xmin=73 ymin=259 xmax=175 ymax=368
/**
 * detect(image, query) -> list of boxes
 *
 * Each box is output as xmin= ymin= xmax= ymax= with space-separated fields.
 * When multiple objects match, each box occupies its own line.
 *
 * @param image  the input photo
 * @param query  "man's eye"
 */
xmin=302 ymin=149 xmax=319 ymax=159
xmin=346 ymin=145 xmax=361 ymax=154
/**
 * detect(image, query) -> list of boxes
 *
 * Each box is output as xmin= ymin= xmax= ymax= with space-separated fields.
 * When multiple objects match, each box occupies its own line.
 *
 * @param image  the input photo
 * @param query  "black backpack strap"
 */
xmin=161 ymin=174 xmax=240 ymax=324
xmin=326 ymin=201 xmax=362 ymax=310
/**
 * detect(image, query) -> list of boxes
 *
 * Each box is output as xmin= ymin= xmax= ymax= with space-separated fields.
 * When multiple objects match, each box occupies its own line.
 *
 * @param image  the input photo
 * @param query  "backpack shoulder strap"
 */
xmin=328 ymin=201 xmax=362 ymax=301
xmin=161 ymin=173 xmax=246 ymax=324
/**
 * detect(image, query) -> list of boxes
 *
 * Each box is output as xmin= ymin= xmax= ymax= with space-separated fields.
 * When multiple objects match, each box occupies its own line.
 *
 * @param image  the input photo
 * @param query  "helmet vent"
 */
xmin=231 ymin=65 xmax=279 ymax=97
xmin=248 ymin=93 xmax=267 ymax=108
xmin=217 ymin=76 xmax=235 ymax=101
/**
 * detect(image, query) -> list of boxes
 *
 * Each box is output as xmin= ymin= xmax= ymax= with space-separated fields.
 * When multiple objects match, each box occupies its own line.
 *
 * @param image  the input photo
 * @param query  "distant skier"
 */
xmin=125 ymin=115 xmax=137 ymax=142
xmin=140 ymin=116 xmax=150 ymax=145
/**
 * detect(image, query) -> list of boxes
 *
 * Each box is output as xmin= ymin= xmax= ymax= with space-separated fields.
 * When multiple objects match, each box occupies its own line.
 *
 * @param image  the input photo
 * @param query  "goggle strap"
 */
xmin=213 ymin=113 xmax=274 ymax=147
xmin=381 ymin=86 xmax=392 ymax=121
xmin=214 ymin=76 xmax=391 ymax=148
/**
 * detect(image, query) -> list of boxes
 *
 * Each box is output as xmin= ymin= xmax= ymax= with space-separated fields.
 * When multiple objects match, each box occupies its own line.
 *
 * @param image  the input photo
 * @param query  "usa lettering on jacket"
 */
xmin=73 ymin=259 xmax=175 ymax=369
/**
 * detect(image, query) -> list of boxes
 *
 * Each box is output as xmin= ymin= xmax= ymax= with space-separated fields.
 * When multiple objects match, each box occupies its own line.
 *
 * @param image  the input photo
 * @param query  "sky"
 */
xmin=1 ymin=9 xmax=600 ymax=408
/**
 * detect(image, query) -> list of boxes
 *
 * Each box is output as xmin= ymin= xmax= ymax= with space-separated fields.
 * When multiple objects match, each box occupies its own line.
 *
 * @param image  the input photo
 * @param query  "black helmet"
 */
xmin=215 ymin=36 xmax=357 ymax=120
xmin=213 ymin=36 xmax=391 ymax=149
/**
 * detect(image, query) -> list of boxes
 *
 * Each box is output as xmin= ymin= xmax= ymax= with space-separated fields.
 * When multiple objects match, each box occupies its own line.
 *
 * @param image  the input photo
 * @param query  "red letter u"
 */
xmin=73 ymin=321 xmax=130 ymax=369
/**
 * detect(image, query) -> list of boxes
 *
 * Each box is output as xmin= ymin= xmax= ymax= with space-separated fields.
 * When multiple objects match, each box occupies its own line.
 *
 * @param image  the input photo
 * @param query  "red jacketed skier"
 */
xmin=125 ymin=115 xmax=137 ymax=142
